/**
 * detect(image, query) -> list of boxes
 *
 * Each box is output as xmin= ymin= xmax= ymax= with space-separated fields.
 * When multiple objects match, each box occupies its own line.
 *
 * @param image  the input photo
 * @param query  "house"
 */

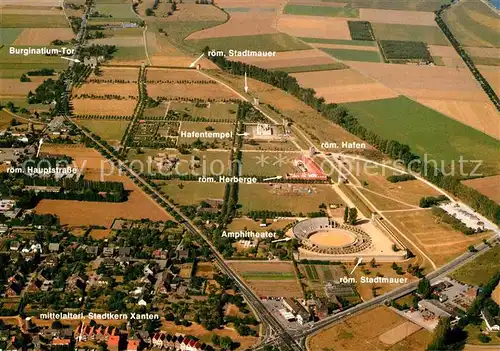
xmin=152 ymin=333 xmax=165 ymax=348
xmin=48 ymin=243 xmax=60 ymax=253
xmin=152 ymin=249 xmax=168 ymax=260
xmin=282 ymin=297 xmax=310 ymax=324
xmin=155 ymin=271 xmax=173 ymax=295
xmin=137 ymin=331 xmax=151 ymax=345
xmin=107 ymin=335 xmax=120 ymax=351
xmin=118 ymin=247 xmax=131 ymax=257
xmin=66 ymin=274 xmax=86 ymax=293
xmin=86 ymin=246 xmax=99 ymax=256
xmin=315 ymin=297 xmax=329 ymax=320
xmin=44 ymin=255 xmax=59 ymax=267
xmin=126 ymin=338 xmax=140 ymax=351
xmin=481 ymin=308 xmax=500 ymax=331
xmin=102 ymin=247 xmax=115 ymax=257
xmin=177 ymin=249 xmax=189 ymax=260
xmin=418 ymin=300 xmax=453 ymax=319
xmin=9 ymin=241 xmax=20 ymax=251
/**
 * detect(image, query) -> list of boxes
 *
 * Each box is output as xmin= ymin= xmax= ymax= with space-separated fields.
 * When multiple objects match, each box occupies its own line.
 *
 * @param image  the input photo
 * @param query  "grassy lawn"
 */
xmin=274 ymin=63 xmax=347 ymax=73
xmin=283 ymin=4 xmax=359 ymax=18
xmin=443 ymin=0 xmax=500 ymax=48
xmin=0 ymin=14 xmax=69 ymax=28
xmin=241 ymin=152 xmax=301 ymax=177
xmin=186 ymin=33 xmax=311 ymax=53
xmin=450 ymin=245 xmax=500 ymax=286
xmin=323 ymin=0 xmax=450 ymax=11
xmin=95 ymin=3 xmax=138 ymax=19
xmin=159 ymin=180 xmax=225 ymax=206
xmin=343 ymin=96 xmax=500 ymax=175
xmin=112 ymin=46 xmax=146 ymax=60
xmin=170 ymin=101 xmax=239 ymax=121
xmin=0 ymin=28 xmax=22 ymax=45
xmin=471 ymin=56 xmax=500 ymax=66
xmin=321 ymin=48 xmax=382 ymax=62
xmin=298 ymin=37 xmax=377 ymax=47
xmin=75 ymin=119 xmax=130 ymax=143
xmin=464 ymin=322 xmax=500 ymax=345
xmin=238 ymin=183 xmax=344 ymax=214
xmin=372 ymin=23 xmax=450 ymax=45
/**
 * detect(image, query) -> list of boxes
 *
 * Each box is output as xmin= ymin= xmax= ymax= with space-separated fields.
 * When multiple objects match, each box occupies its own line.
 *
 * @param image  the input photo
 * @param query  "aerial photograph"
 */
xmin=0 ymin=0 xmax=499 ymax=350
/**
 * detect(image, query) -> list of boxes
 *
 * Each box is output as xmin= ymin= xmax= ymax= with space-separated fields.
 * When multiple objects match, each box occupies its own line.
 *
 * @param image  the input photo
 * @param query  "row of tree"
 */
xmin=204 ymin=47 xmax=500 ymax=225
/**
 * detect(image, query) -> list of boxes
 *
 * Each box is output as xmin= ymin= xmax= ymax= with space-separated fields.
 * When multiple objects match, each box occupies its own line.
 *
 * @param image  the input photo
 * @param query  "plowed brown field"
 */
xmin=73 ymin=83 xmax=138 ymax=97
xmin=291 ymin=69 xmax=398 ymax=103
xmin=477 ymin=65 xmax=500 ymax=95
xmin=227 ymin=49 xmax=336 ymax=69
xmin=147 ymin=83 xmax=241 ymax=100
xmin=359 ymin=8 xmax=436 ymax=25
xmin=462 ymin=175 xmax=500 ymax=204
xmin=12 ymin=28 xmax=74 ymax=45
xmin=278 ymin=14 xmax=351 ymax=40
xmin=72 ymin=99 xmax=136 ymax=116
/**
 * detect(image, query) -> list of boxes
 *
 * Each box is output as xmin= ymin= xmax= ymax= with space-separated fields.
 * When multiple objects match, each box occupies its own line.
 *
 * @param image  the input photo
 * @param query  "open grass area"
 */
xmin=298 ymin=37 xmax=377 ymax=46
xmin=450 ymin=245 xmax=500 ymax=286
xmin=238 ymin=183 xmax=344 ymax=214
xmin=284 ymin=4 xmax=359 ymax=17
xmin=443 ymin=0 xmax=500 ymax=48
xmin=470 ymin=56 xmax=500 ymax=66
xmin=241 ymin=152 xmax=301 ymax=177
xmin=0 ymin=14 xmax=69 ymax=28
xmin=372 ymin=23 xmax=450 ymax=45
xmin=343 ymin=96 xmax=500 ymax=175
xmin=75 ymin=119 xmax=130 ymax=144
xmin=274 ymin=63 xmax=347 ymax=73
xmin=186 ymin=33 xmax=310 ymax=53
xmin=170 ymin=102 xmax=239 ymax=121
xmin=95 ymin=3 xmax=138 ymax=19
xmin=112 ymin=46 xmax=146 ymax=61
xmin=241 ymin=271 xmax=295 ymax=280
xmin=0 ymin=28 xmax=22 ymax=45
xmin=159 ymin=180 xmax=225 ymax=206
xmin=321 ymin=47 xmax=381 ymax=62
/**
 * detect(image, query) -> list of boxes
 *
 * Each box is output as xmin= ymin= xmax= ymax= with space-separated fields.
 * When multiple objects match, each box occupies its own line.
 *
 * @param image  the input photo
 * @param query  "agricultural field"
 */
xmin=347 ymin=20 xmax=374 ymax=41
xmin=298 ymin=37 xmax=377 ymax=46
xmin=158 ymin=180 xmax=225 ymax=206
xmin=74 ymin=119 xmax=130 ymax=146
xmin=0 ymin=14 xmax=69 ymax=28
xmin=72 ymin=99 xmax=137 ymax=116
xmin=147 ymin=79 xmax=240 ymax=101
xmin=428 ymin=44 xmax=466 ymax=67
xmin=0 ymin=109 xmax=45 ymax=131
xmin=227 ymin=261 xmax=303 ymax=298
xmin=238 ymin=183 xmax=344 ymax=214
xmin=372 ymin=23 xmax=450 ymax=45
xmin=343 ymin=96 xmax=500 ymax=175
xmin=321 ymin=47 xmax=382 ymax=62
xmin=462 ymin=175 xmax=500 ymax=204
xmin=11 ymin=28 xmax=75 ymax=46
xmin=443 ymin=0 xmax=500 ymax=48
xmin=186 ymin=33 xmax=310 ymax=53
xmin=278 ymin=15 xmax=352 ymax=40
xmin=226 ymin=218 xmax=295 ymax=232
xmin=160 ymin=101 xmax=239 ymax=121
xmin=358 ymin=8 xmax=437 ymax=26
xmin=291 ymin=69 xmax=398 ymax=103
xmin=379 ymin=40 xmax=433 ymax=63
xmin=34 ymin=145 xmax=173 ymax=227
xmin=85 ymin=66 xmax=140 ymax=83
xmin=317 ymin=0 xmax=450 ymax=11
xmin=227 ymin=49 xmax=341 ymax=70
xmin=73 ymin=83 xmax=139 ymax=97
xmin=283 ymin=4 xmax=359 ymax=18
xmin=450 ymin=245 xmax=500 ymax=286
xmin=385 ymin=210 xmax=491 ymax=267
xmin=308 ymin=306 xmax=432 ymax=351
xmin=298 ymin=263 xmax=347 ymax=298
xmin=94 ymin=3 xmax=138 ymax=20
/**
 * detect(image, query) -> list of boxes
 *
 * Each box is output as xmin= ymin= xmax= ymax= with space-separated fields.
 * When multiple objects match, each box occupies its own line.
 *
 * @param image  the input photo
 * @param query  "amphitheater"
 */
xmin=292 ymin=217 xmax=372 ymax=255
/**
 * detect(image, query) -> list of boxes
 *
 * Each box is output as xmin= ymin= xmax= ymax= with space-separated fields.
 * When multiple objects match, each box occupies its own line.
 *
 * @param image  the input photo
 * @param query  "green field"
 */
xmin=471 ymin=56 xmax=500 ymax=66
xmin=0 ymin=28 xmax=22 ymax=45
xmin=273 ymin=63 xmax=347 ymax=73
xmin=343 ymin=96 xmax=500 ymax=175
xmin=283 ymin=4 xmax=359 ymax=17
xmin=241 ymin=271 xmax=295 ymax=280
xmin=321 ymin=48 xmax=382 ymax=62
xmin=298 ymin=37 xmax=377 ymax=47
xmin=112 ymin=46 xmax=146 ymax=60
xmin=443 ymin=0 xmax=500 ymax=47
xmin=450 ymin=245 xmax=500 ymax=286
xmin=186 ymin=33 xmax=310 ymax=53
xmin=241 ymin=152 xmax=301 ymax=177
xmin=170 ymin=102 xmax=239 ymax=121
xmin=322 ymin=0 xmax=450 ymax=11
xmin=75 ymin=119 xmax=130 ymax=143
xmin=372 ymin=23 xmax=450 ymax=45
xmin=95 ymin=3 xmax=138 ymax=19
xmin=0 ymin=14 xmax=69 ymax=28
xmin=159 ymin=180 xmax=225 ymax=206
xmin=238 ymin=183 xmax=344 ymax=214
xmin=304 ymin=265 xmax=319 ymax=281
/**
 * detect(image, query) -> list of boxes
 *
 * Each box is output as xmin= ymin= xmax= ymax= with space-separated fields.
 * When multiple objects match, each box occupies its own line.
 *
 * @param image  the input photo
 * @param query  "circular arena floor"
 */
xmin=308 ymin=229 xmax=357 ymax=247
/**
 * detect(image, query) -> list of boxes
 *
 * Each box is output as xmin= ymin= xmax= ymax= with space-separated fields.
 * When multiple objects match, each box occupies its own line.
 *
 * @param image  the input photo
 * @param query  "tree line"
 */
xmin=204 ymin=47 xmax=500 ymax=225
